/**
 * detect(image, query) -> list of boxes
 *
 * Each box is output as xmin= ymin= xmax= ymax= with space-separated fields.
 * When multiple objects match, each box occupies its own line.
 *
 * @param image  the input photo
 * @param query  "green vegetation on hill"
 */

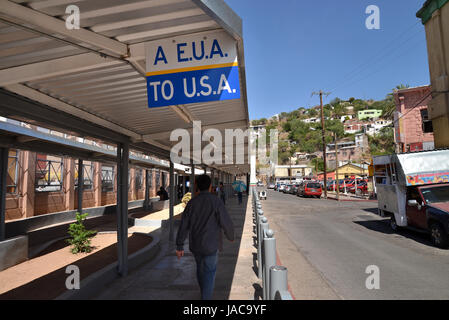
xmin=252 ymin=85 xmax=407 ymax=167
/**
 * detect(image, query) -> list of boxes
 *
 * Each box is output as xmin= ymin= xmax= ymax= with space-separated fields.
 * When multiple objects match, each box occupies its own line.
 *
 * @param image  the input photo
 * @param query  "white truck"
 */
xmin=373 ymin=150 xmax=449 ymax=247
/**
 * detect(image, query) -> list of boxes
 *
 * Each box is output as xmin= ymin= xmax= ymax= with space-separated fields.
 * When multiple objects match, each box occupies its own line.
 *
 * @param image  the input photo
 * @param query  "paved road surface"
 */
xmin=261 ymin=189 xmax=449 ymax=299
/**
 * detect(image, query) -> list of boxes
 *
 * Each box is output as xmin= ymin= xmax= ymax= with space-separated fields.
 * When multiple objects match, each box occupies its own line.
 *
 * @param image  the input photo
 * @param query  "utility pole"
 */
xmin=312 ymin=90 xmax=331 ymax=199
xmin=334 ymin=132 xmax=340 ymax=201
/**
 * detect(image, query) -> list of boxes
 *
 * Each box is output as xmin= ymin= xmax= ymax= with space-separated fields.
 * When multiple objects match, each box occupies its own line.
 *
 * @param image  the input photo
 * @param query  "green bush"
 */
xmin=66 ymin=212 xmax=97 ymax=254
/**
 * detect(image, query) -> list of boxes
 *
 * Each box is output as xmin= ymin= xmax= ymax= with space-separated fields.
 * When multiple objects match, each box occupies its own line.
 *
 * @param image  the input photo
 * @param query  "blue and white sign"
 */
xmin=145 ymin=31 xmax=240 ymax=108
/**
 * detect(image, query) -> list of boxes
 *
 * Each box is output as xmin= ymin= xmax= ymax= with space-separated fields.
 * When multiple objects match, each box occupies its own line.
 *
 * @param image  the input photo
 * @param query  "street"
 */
xmin=261 ymin=189 xmax=449 ymax=300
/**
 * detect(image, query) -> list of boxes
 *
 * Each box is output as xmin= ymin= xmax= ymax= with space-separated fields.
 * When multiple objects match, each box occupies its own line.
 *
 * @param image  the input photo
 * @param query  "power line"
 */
xmin=324 ymin=21 xmax=423 ymax=93
xmin=329 ymin=34 xmax=425 ymax=94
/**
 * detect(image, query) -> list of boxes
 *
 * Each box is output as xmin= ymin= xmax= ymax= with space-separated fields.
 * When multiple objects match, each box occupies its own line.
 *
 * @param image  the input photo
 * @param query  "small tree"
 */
xmin=67 ymin=212 xmax=97 ymax=254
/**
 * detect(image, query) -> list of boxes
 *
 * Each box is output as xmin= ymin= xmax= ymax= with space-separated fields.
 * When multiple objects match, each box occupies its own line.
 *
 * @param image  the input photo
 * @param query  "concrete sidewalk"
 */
xmin=326 ymin=191 xmax=376 ymax=202
xmin=93 ymin=194 xmax=259 ymax=300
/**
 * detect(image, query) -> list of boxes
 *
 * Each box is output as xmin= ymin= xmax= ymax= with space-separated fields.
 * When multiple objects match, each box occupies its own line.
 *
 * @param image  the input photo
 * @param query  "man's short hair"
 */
xmin=196 ymin=174 xmax=211 ymax=191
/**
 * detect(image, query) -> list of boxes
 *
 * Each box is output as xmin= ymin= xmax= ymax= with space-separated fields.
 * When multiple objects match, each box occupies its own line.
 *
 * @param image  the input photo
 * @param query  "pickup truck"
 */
xmin=373 ymin=150 xmax=449 ymax=248
xmin=399 ymin=184 xmax=449 ymax=247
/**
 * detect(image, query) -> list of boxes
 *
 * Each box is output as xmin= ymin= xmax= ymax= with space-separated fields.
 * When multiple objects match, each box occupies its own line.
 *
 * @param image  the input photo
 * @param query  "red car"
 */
xmin=297 ymin=181 xmax=322 ymax=198
xmin=338 ymin=179 xmax=354 ymax=192
xmin=340 ymin=179 xmax=367 ymax=192
xmin=348 ymin=181 xmax=368 ymax=194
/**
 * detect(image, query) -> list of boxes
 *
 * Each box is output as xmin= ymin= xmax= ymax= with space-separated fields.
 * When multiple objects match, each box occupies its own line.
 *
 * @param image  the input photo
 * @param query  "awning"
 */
xmin=0 ymin=0 xmax=250 ymax=175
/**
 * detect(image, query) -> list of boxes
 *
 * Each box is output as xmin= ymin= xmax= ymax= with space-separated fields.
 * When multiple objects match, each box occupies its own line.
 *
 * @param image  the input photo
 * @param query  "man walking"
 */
xmin=176 ymin=175 xmax=234 ymax=300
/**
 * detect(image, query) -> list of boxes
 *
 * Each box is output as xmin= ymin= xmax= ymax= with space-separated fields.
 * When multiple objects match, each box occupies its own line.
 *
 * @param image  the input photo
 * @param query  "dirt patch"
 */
xmin=0 ymin=233 xmax=152 ymax=300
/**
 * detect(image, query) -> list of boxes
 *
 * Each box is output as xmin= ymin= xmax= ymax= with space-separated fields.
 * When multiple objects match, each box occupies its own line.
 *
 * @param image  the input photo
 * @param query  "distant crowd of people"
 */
xmin=157 ymin=179 xmax=241 ymax=204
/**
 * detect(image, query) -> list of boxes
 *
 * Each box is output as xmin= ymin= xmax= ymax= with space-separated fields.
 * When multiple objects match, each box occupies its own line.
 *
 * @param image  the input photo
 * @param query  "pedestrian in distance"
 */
xmin=217 ymin=182 xmax=226 ymax=205
xmin=156 ymin=186 xmax=169 ymax=201
xmin=175 ymin=174 xmax=234 ymax=300
xmin=238 ymin=191 xmax=243 ymax=205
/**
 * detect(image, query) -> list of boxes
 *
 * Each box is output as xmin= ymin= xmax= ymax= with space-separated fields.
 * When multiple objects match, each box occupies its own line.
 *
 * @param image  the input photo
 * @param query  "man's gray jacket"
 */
xmin=176 ymin=191 xmax=234 ymax=256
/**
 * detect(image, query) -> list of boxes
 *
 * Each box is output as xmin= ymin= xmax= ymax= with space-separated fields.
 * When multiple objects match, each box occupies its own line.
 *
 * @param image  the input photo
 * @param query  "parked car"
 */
xmin=268 ymin=183 xmax=275 ymax=189
xmin=327 ymin=179 xmax=343 ymax=191
xmin=297 ymin=181 xmax=322 ymax=198
xmin=348 ymin=181 xmax=368 ymax=194
xmin=278 ymin=184 xmax=286 ymax=192
xmin=283 ymin=184 xmax=292 ymax=193
xmin=289 ymin=184 xmax=300 ymax=194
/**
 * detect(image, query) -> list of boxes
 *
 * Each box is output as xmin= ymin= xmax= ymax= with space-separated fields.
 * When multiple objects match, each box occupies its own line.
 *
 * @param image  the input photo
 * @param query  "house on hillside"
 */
xmin=343 ymin=119 xmax=365 ymax=134
xmin=340 ymin=115 xmax=353 ymax=122
xmin=324 ymin=133 xmax=369 ymax=167
xmin=364 ymin=119 xmax=392 ymax=136
xmin=303 ymin=117 xmax=320 ymax=124
xmin=358 ymin=109 xmax=382 ymax=120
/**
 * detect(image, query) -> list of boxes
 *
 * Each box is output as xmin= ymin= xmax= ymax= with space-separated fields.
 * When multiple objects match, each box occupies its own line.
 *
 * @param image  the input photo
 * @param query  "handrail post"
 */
xmin=259 ymin=218 xmax=268 ymax=281
xmin=270 ymin=266 xmax=288 ymax=300
xmin=263 ymin=229 xmax=276 ymax=300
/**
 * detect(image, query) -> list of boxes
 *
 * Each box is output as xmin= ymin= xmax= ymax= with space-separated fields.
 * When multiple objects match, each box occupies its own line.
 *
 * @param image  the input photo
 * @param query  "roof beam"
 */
xmin=0 ymin=0 xmax=128 ymax=58
xmin=143 ymin=120 xmax=248 ymax=140
xmin=0 ymin=52 xmax=123 ymax=87
xmin=4 ymin=84 xmax=141 ymax=141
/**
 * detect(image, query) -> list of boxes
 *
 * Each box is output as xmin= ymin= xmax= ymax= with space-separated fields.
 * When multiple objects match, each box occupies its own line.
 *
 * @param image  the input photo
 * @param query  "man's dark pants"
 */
xmin=193 ymin=251 xmax=218 ymax=300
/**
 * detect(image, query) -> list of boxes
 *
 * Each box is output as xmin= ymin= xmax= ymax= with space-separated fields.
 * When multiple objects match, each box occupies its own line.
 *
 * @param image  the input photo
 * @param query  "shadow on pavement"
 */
xmin=252 ymin=283 xmax=263 ymax=300
xmin=353 ymin=219 xmax=436 ymax=248
xmin=213 ymin=195 xmax=248 ymax=299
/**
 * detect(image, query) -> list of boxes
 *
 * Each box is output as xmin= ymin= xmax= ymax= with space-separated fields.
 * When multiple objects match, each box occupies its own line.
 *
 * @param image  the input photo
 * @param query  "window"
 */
xmin=7 ymin=149 xmax=19 ymax=194
xmin=75 ymin=160 xmax=93 ymax=190
xmin=101 ymin=165 xmax=114 ymax=192
xmin=155 ymin=170 xmax=160 ymax=188
xmin=135 ymin=169 xmax=143 ymax=190
xmin=421 ymin=109 xmax=433 ymax=133
xmin=35 ymin=154 xmax=63 ymax=192
xmin=147 ymin=170 xmax=153 ymax=188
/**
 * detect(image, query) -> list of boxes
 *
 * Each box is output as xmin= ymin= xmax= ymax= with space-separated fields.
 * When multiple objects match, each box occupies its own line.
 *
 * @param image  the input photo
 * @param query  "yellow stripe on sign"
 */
xmin=146 ymin=62 xmax=238 ymax=77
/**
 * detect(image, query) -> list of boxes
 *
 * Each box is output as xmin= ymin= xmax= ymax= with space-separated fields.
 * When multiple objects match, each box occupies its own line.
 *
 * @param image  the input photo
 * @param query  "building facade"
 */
xmin=324 ymin=133 xmax=369 ymax=167
xmin=394 ymin=86 xmax=435 ymax=152
xmin=358 ymin=109 xmax=383 ymax=120
xmin=417 ymin=0 xmax=449 ymax=148
xmin=5 ymin=149 xmax=169 ymax=222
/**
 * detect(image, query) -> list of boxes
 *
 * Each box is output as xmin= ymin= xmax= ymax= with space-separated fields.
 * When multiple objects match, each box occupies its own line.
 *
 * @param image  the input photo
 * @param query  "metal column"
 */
xmin=182 ymin=175 xmax=186 ymax=196
xmin=116 ymin=142 xmax=129 ymax=276
xmin=144 ymin=169 xmax=150 ymax=210
xmin=77 ymin=159 xmax=83 ymax=214
xmin=0 ymin=147 xmax=8 ymax=241
xmin=169 ymin=161 xmax=174 ymax=242
xmin=190 ymin=161 xmax=195 ymax=199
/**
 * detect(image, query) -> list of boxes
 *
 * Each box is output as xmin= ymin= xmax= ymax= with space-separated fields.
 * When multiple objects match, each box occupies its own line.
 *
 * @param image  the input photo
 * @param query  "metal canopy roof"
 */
xmin=0 ymin=119 xmax=187 ymax=172
xmin=0 ymin=0 xmax=250 ymax=175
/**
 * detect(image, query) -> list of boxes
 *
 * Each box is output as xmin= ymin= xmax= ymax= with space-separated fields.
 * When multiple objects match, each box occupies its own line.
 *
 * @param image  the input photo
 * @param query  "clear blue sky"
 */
xmin=224 ymin=0 xmax=430 ymax=120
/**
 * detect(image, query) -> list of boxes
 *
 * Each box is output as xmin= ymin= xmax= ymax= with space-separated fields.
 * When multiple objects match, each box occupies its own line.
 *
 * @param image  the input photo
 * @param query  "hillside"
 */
xmin=251 ymin=88 xmax=404 ymax=170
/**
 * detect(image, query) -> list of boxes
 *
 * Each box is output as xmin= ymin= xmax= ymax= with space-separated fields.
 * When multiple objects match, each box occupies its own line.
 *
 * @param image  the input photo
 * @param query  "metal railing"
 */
xmin=252 ymin=188 xmax=293 ymax=300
